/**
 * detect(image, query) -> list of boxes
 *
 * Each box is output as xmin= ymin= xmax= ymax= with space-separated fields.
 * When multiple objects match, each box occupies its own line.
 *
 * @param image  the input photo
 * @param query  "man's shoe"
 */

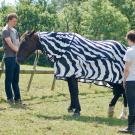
xmin=118 ymin=127 xmax=132 ymax=134
xmin=7 ymin=99 xmax=14 ymax=105
xmin=15 ymin=99 xmax=26 ymax=107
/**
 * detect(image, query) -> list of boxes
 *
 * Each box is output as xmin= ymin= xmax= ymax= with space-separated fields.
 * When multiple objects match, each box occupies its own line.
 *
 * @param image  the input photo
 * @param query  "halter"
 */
xmin=35 ymin=33 xmax=54 ymax=62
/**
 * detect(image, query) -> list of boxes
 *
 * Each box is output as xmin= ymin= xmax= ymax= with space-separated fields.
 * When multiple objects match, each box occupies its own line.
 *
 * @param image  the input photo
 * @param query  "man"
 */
xmin=2 ymin=13 xmax=23 ymax=106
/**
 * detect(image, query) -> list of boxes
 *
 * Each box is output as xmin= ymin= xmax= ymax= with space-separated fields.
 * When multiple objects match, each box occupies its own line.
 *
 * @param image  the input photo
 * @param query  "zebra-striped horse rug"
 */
xmin=38 ymin=32 xmax=127 ymax=85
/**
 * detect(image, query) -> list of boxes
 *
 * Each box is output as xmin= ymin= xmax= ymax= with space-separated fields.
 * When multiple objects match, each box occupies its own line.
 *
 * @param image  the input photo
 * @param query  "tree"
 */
xmin=16 ymin=0 xmax=60 ymax=33
xmin=0 ymin=2 xmax=16 ymax=47
xmin=89 ymin=0 xmax=129 ymax=41
xmin=109 ymin=0 xmax=135 ymax=29
xmin=58 ymin=2 xmax=83 ymax=33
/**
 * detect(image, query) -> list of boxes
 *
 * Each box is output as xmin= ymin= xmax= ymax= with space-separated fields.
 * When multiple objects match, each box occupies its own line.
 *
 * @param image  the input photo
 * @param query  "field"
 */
xmin=0 ymin=65 xmax=128 ymax=135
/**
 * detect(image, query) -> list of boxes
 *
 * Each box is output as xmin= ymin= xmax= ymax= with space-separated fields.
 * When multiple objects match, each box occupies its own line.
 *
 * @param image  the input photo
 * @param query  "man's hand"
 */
xmin=4 ymin=37 xmax=18 ymax=53
xmin=34 ymin=50 xmax=42 ymax=54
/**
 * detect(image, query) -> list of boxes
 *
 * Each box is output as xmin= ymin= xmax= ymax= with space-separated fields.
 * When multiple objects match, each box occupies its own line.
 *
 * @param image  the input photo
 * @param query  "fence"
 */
xmin=0 ymin=47 xmax=56 ymax=91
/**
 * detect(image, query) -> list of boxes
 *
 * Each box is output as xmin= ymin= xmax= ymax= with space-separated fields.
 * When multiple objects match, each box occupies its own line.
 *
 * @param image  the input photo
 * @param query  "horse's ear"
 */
xmin=28 ymin=30 xmax=36 ymax=37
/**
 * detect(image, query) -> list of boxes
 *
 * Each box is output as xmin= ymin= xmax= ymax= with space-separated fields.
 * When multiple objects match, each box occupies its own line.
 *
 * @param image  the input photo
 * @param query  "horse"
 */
xmin=17 ymin=30 xmax=127 ymax=117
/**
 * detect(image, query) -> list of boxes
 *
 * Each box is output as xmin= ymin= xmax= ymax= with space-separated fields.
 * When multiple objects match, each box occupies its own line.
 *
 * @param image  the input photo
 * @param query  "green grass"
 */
xmin=0 ymin=65 xmax=128 ymax=135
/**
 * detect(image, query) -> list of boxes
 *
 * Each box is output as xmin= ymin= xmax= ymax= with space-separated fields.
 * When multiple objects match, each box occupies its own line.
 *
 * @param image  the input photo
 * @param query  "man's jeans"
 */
xmin=4 ymin=57 xmax=21 ymax=101
xmin=126 ymin=81 xmax=135 ymax=116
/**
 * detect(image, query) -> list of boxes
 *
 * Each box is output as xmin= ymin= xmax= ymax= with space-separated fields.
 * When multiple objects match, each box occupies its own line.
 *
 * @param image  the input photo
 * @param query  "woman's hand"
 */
xmin=123 ymin=80 xmax=126 ymax=89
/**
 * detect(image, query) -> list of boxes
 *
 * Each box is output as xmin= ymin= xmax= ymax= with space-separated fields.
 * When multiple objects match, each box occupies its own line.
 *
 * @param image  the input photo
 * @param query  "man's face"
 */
xmin=9 ymin=18 xmax=17 ymax=27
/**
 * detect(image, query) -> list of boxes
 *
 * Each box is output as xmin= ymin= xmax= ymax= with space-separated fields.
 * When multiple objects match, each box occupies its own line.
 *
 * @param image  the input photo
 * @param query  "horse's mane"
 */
xmin=20 ymin=31 xmax=29 ymax=41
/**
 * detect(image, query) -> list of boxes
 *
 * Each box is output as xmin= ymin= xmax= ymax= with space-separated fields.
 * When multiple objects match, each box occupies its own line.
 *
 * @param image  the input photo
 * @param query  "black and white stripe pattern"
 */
xmin=38 ymin=32 xmax=127 ymax=84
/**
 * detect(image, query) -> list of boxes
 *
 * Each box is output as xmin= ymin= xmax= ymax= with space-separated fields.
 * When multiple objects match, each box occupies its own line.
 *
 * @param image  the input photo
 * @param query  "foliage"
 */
xmin=89 ymin=0 xmax=129 ymax=40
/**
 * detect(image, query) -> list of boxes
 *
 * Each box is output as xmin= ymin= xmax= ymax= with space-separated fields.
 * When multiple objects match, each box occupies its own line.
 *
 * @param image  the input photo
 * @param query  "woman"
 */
xmin=119 ymin=30 xmax=135 ymax=134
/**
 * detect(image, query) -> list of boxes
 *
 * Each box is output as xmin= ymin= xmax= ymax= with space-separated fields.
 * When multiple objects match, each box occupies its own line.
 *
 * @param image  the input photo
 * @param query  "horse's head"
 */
xmin=17 ymin=30 xmax=38 ymax=64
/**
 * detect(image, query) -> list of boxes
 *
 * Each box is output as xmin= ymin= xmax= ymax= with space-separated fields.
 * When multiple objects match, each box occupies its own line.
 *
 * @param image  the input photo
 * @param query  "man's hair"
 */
xmin=126 ymin=30 xmax=135 ymax=43
xmin=7 ymin=13 xmax=18 ymax=22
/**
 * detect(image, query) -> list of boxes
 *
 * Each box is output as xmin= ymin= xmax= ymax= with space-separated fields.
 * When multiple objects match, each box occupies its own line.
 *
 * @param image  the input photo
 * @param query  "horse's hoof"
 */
xmin=72 ymin=112 xmax=80 ymax=117
xmin=67 ymin=106 xmax=74 ymax=113
xmin=72 ymin=109 xmax=80 ymax=117
xmin=119 ymin=107 xmax=127 ymax=120
xmin=119 ymin=115 xmax=127 ymax=120
xmin=108 ymin=106 xmax=114 ymax=117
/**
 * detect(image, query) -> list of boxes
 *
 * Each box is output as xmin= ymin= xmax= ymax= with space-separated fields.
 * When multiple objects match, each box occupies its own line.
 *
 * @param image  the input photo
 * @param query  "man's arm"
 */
xmin=4 ymin=37 xmax=18 ymax=52
xmin=16 ymin=38 xmax=20 ymax=47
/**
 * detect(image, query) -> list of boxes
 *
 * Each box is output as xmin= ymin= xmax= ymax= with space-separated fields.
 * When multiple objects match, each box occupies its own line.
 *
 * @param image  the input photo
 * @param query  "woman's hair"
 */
xmin=7 ymin=13 xmax=18 ymax=22
xmin=126 ymin=30 xmax=135 ymax=43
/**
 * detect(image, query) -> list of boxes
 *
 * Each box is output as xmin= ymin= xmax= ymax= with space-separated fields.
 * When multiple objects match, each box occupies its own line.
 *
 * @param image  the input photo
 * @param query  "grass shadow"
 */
xmin=76 ymin=90 xmax=110 ymax=97
xmin=36 ymin=114 xmax=62 ymax=120
xmin=36 ymin=114 xmax=127 ymax=126
xmin=23 ymin=96 xmax=39 ymax=101
xmin=41 ymin=92 xmax=67 ymax=100
xmin=63 ymin=115 xmax=127 ymax=126
xmin=9 ymin=103 xmax=33 ymax=110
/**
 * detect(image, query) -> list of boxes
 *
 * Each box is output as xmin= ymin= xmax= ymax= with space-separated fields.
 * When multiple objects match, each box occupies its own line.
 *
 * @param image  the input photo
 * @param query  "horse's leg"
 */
xmin=108 ymin=83 xmax=121 ymax=117
xmin=67 ymin=76 xmax=81 ymax=116
xmin=108 ymin=95 xmax=119 ymax=117
xmin=108 ymin=83 xmax=127 ymax=119
xmin=119 ymin=85 xmax=127 ymax=119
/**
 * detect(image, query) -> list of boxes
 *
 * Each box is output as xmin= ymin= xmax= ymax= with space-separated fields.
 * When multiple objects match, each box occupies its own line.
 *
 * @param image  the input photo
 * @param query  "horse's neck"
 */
xmin=38 ymin=32 xmax=74 ymax=57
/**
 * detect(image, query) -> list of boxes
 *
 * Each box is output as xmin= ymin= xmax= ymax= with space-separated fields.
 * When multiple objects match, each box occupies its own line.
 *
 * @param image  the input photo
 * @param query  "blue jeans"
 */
xmin=126 ymin=81 xmax=135 ymax=116
xmin=4 ymin=57 xmax=21 ymax=101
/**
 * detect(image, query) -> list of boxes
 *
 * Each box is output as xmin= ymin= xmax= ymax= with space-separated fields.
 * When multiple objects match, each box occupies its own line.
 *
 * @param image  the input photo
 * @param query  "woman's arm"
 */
xmin=123 ymin=61 xmax=131 ymax=87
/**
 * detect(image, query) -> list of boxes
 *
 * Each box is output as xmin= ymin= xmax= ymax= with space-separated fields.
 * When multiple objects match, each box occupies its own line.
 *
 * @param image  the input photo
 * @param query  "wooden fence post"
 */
xmin=0 ymin=56 xmax=4 ymax=79
xmin=27 ymin=52 xmax=39 ymax=92
xmin=51 ymin=77 xmax=56 ymax=91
